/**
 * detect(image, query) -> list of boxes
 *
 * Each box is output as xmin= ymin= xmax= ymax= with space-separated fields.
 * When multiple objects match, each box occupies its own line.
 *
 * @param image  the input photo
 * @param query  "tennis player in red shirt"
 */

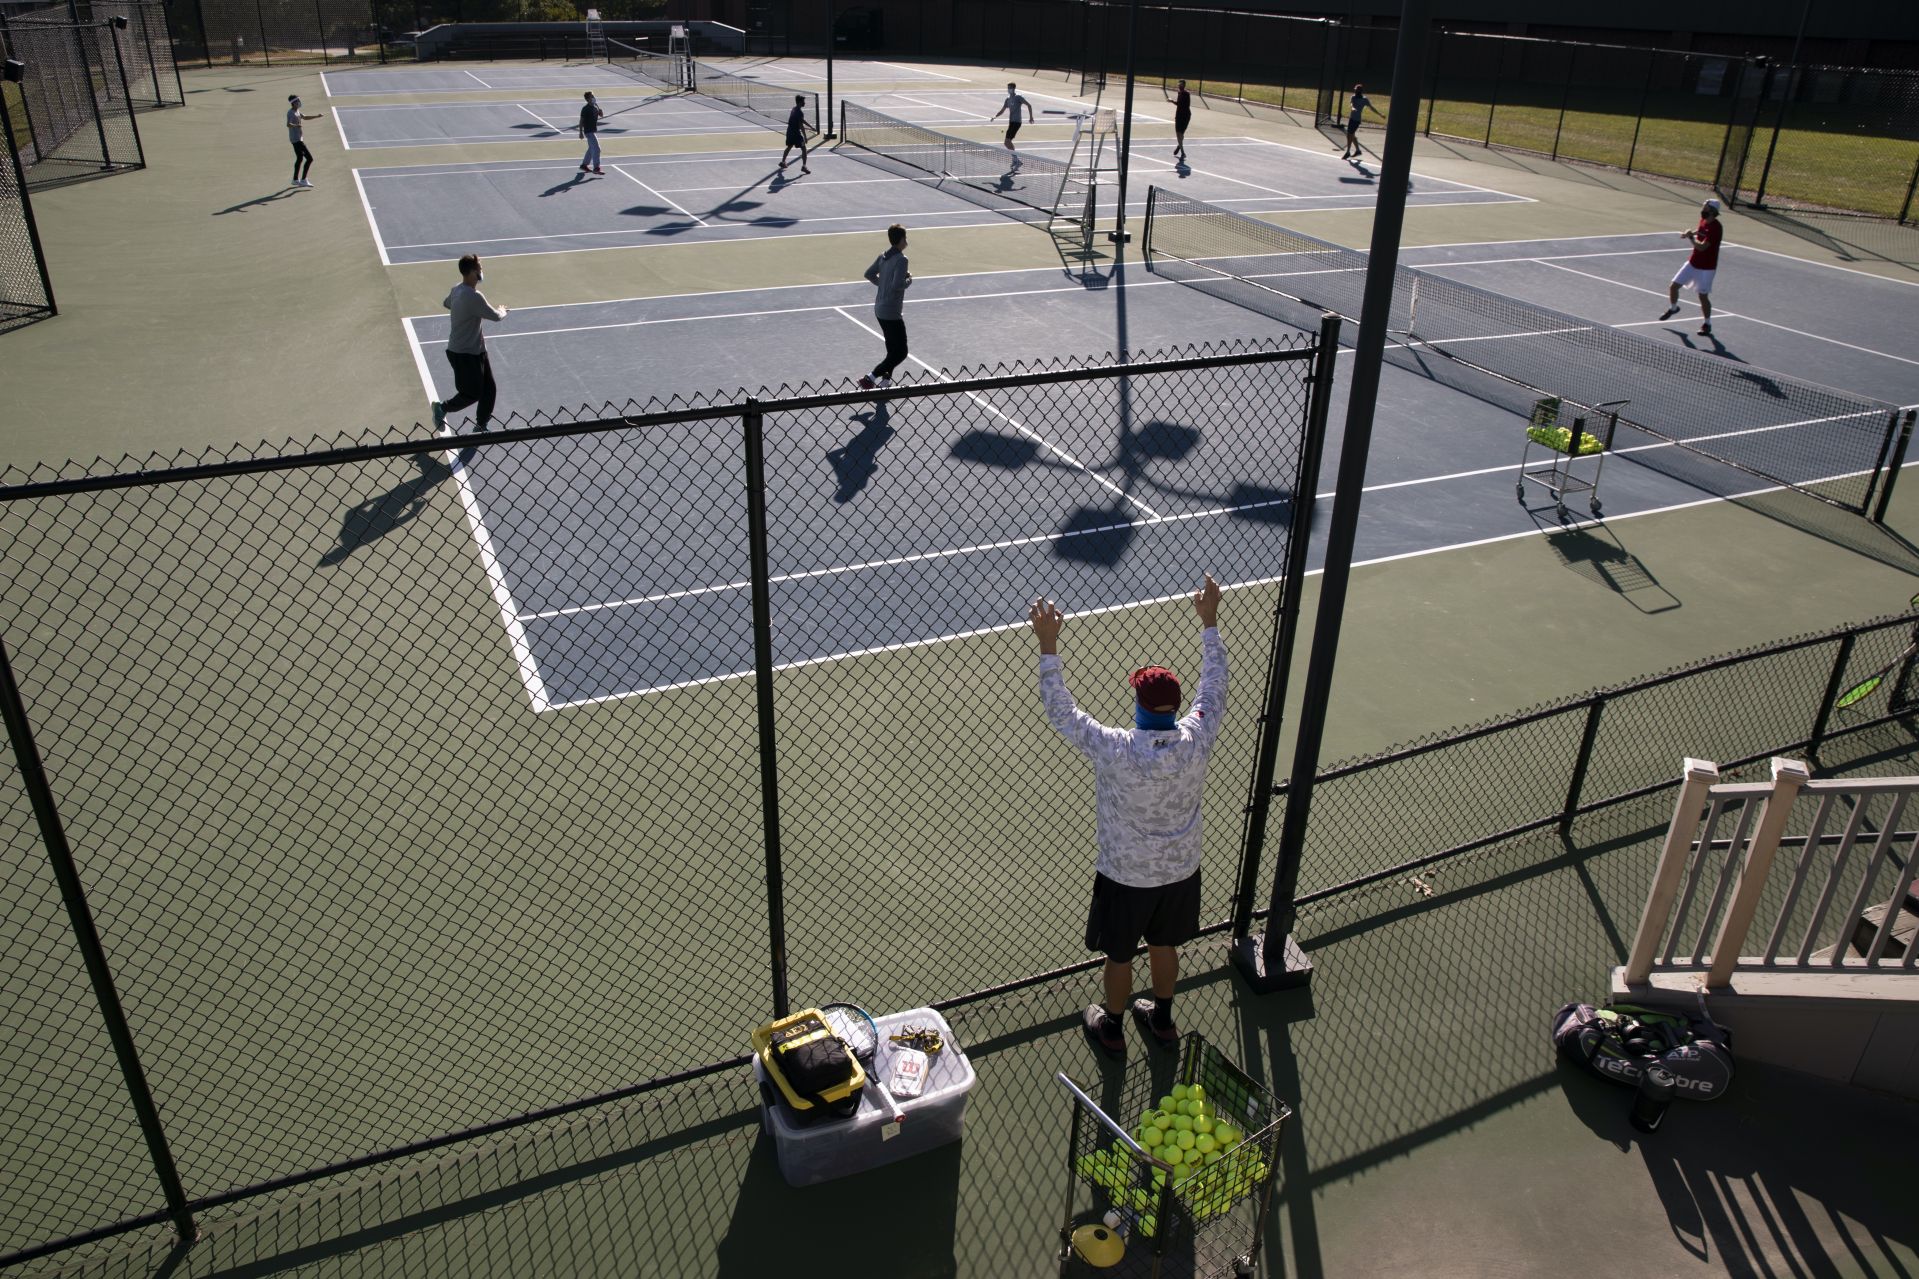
xmin=1659 ymin=197 xmax=1723 ymax=336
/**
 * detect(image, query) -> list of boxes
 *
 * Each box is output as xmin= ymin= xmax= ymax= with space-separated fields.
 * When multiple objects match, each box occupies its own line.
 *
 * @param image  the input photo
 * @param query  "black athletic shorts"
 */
xmin=1005 ymin=120 xmax=1023 ymax=141
xmin=1085 ymin=869 xmax=1201 ymax=961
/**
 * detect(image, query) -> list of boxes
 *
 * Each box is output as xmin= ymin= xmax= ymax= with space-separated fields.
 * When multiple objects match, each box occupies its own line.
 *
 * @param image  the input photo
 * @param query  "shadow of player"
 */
xmin=319 ymin=452 xmax=454 ymax=566
xmin=825 ymin=402 xmax=894 ymax=503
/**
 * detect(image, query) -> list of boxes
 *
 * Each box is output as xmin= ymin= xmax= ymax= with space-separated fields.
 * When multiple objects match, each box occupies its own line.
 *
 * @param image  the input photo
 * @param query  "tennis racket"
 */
xmin=1834 ymin=591 xmax=1919 ymax=712
xmin=820 ymin=1002 xmax=905 ymax=1125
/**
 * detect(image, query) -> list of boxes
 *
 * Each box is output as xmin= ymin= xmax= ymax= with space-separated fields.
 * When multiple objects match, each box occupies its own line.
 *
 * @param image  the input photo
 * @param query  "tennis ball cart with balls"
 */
xmin=1514 ymin=395 xmax=1629 ymax=518
xmin=1055 ymin=1033 xmax=1291 ymax=1277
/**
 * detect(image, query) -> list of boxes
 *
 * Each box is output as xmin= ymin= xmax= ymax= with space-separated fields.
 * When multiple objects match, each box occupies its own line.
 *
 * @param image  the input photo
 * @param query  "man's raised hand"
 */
xmin=1193 ymin=573 xmax=1221 ymax=627
xmin=1029 ymin=597 xmax=1063 ymax=654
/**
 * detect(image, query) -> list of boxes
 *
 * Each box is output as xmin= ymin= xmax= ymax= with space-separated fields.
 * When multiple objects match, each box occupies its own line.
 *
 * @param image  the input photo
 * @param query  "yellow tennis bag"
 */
xmin=753 ymin=1008 xmax=865 ymax=1123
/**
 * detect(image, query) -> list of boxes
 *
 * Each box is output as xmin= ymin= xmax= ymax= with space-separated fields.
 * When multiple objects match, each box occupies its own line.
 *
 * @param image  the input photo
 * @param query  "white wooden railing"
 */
xmin=1624 ymin=757 xmax=1919 ymax=986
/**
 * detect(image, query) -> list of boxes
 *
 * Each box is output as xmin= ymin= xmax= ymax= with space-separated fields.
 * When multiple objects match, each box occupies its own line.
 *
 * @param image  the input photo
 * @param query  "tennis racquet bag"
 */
xmin=1552 ymin=1001 xmax=1734 ymax=1132
xmin=755 ymin=1009 xmax=864 ymax=1124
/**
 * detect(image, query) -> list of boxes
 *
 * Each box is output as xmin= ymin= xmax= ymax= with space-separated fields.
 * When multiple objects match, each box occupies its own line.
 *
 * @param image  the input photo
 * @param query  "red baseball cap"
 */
xmin=1130 ymin=665 xmax=1181 ymax=708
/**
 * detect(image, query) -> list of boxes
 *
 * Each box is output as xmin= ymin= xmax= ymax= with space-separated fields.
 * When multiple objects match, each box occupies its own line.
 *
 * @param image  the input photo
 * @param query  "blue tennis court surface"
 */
xmin=400 ymin=237 xmax=1919 ymax=710
xmin=354 ymin=141 xmax=1523 ymax=264
xmin=334 ymin=88 xmax=1161 ymax=150
xmin=322 ymin=56 xmax=968 ymax=97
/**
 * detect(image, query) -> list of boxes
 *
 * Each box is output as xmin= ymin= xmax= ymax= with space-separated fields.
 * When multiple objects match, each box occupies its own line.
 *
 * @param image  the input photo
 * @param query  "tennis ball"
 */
xmin=1159 ymin=1094 xmax=1177 ymax=1113
xmin=1195 ymin=1134 xmax=1217 ymax=1154
xmin=1184 ymin=1099 xmax=1204 ymax=1117
xmin=1188 ymin=1084 xmax=1206 ymax=1103
xmin=1175 ymin=1130 xmax=1195 ymax=1150
xmin=1212 ymin=1124 xmax=1239 ymax=1146
xmin=1193 ymin=1115 xmax=1213 ymax=1135
xmin=1162 ymin=1145 xmax=1185 ymax=1166
xmin=1172 ymin=1114 xmax=1193 ymax=1132
xmin=1171 ymin=1083 xmax=1190 ymax=1101
xmin=1203 ymin=1149 xmax=1224 ymax=1166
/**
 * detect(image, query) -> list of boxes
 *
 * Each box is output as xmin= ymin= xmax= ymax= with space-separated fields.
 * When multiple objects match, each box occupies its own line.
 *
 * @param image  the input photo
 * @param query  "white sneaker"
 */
xmin=298 ymin=178 xmax=313 ymax=188
xmin=875 ymin=377 xmax=893 ymax=388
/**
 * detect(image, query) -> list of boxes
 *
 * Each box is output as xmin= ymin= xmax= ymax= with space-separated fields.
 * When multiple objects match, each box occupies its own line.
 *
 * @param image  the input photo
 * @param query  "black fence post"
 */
xmin=0 ymin=637 xmax=197 ymax=1245
xmin=1808 ymin=633 xmax=1858 ymax=759
xmin=194 ymin=0 xmax=211 ymax=67
xmin=1551 ymin=41 xmax=1575 ymax=160
xmin=1625 ymin=47 xmax=1654 ymax=173
xmin=316 ymin=0 xmax=329 ymax=62
xmin=72 ymin=22 xmax=113 ymax=169
xmin=1421 ymin=27 xmax=1440 ymax=135
xmin=1900 ymin=150 xmax=1919 ymax=225
xmin=254 ymin=0 xmax=269 ymax=65
xmin=107 ymin=21 xmax=146 ymax=166
xmin=1230 ymin=311 xmax=1342 ymax=942
xmin=1234 ymin=0 xmax=1430 ymax=995
xmin=1750 ymin=63 xmax=1796 ymax=208
xmin=1872 ymin=409 xmax=1916 ymax=525
xmin=1560 ymin=697 xmax=1604 ymax=830
xmin=1483 ymin=37 xmax=1501 ymax=146
xmin=741 ymin=400 xmax=789 ymax=1019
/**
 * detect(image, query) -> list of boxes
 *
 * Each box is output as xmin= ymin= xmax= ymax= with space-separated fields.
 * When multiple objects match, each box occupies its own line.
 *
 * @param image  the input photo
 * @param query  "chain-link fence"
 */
xmin=0 ymin=339 xmax=1330 ymax=1265
xmin=167 ymin=0 xmax=385 ymax=66
xmin=0 ymin=10 xmax=144 ymax=187
xmin=84 ymin=0 xmax=183 ymax=108
xmin=1280 ymin=605 xmax=1919 ymax=909
xmin=1079 ymin=1 xmax=1331 ymax=120
xmin=0 ymin=81 xmax=55 ymax=332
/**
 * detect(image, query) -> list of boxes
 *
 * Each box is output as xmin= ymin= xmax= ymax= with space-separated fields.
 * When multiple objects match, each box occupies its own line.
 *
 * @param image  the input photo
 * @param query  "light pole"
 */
xmin=1105 ymin=0 xmax=1138 ymax=243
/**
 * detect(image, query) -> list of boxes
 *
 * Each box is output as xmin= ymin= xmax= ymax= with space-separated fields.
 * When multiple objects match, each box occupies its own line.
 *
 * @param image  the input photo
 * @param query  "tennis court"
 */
xmin=331 ymin=88 xmax=1161 ymax=150
xmin=354 ymin=141 xmax=1523 ymax=263
xmin=9 ymin=45 xmax=1919 ymax=1279
xmin=399 ymin=228 xmax=1919 ymax=709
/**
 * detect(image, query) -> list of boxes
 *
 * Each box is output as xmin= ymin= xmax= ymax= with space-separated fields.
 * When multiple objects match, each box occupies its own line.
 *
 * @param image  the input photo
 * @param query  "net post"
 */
xmin=0 ymin=636 xmax=198 ymax=1247
xmin=1141 ymin=184 xmax=1155 ymax=257
xmin=1870 ymin=409 xmax=1915 ymax=525
xmin=740 ymin=399 xmax=790 ymax=1020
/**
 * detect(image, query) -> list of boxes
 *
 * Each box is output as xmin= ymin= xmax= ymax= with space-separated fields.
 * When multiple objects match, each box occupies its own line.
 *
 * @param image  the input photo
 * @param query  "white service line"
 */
xmin=896 ymin=92 xmax=986 ymax=118
xmin=351 ymin=168 xmax=392 ymax=266
xmin=607 ymin=164 xmax=709 ymax=225
xmin=381 ymin=204 xmax=994 ymax=253
xmin=462 ymin=70 xmax=493 ymax=89
xmin=400 ymin=317 xmax=552 ymax=713
xmin=331 ymin=106 xmax=352 ymax=151
xmin=1530 ymin=257 xmax=1919 ymax=369
xmin=319 ymin=70 xmax=336 ymax=98
xmin=834 ymin=306 xmax=1160 ymax=520
xmin=515 ymin=103 xmax=561 ymax=131
xmin=872 ymin=60 xmax=970 ymax=82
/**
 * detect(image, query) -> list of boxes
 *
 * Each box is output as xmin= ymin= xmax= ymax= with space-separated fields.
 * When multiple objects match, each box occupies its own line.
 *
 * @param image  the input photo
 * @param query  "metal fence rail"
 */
xmin=0 ymin=339 xmax=1330 ymax=1266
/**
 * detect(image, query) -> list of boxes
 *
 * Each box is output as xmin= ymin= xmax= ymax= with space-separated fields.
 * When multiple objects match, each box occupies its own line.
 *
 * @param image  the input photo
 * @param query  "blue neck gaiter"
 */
xmin=1136 ymin=706 xmax=1178 ymax=731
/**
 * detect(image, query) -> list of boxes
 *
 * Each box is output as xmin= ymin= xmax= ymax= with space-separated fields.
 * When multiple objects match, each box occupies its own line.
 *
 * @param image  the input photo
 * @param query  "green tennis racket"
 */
xmin=1834 ymin=591 xmax=1919 ymax=711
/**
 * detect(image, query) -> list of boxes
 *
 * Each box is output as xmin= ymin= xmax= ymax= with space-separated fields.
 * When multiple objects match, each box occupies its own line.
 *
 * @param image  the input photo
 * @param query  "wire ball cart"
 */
xmin=1515 ymin=396 xmax=1628 ymax=517
xmin=1056 ymin=1034 xmax=1291 ymax=1277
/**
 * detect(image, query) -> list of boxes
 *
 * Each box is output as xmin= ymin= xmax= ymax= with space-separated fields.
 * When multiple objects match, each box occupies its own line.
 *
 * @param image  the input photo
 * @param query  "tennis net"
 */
xmin=689 ymin=59 xmax=819 ymax=136
xmin=606 ymin=39 xmax=687 ymax=93
xmin=839 ymin=101 xmax=1070 ymax=224
xmin=1142 ymin=186 xmax=1903 ymax=514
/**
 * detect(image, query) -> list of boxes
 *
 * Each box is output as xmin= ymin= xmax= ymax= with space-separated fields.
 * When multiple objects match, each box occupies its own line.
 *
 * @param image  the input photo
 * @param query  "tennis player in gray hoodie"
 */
xmin=857 ymin=223 xmax=912 ymax=390
xmin=431 ymin=254 xmax=509 ymax=434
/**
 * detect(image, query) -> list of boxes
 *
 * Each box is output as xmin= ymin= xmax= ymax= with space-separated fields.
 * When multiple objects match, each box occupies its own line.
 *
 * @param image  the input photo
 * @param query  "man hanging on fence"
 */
xmin=286 ymin=95 xmax=323 ymax=188
xmin=1030 ymin=573 xmax=1227 ymax=1059
xmin=1659 ymin=197 xmax=1723 ymax=338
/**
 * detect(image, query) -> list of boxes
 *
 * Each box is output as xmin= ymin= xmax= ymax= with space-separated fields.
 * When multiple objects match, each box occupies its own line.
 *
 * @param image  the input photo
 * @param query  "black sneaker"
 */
xmin=1129 ymin=996 xmax=1179 ymax=1048
xmin=1658 ymin=305 xmax=1680 ymax=321
xmin=1082 ymin=1004 xmax=1125 ymax=1058
xmin=1698 ymin=323 xmax=1713 ymax=336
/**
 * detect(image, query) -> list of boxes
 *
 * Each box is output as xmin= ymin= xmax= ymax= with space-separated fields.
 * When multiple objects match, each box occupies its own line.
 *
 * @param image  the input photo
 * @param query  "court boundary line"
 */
xmin=1526 ymin=257 xmax=1919 ymax=369
xmin=401 ymin=317 xmax=553 ymax=712
xmin=352 ymin=168 xmax=393 ymax=266
xmin=536 ymin=457 xmax=1897 ymax=710
xmin=332 ymin=105 xmax=353 ymax=151
xmin=832 ymin=305 xmax=1161 ymax=520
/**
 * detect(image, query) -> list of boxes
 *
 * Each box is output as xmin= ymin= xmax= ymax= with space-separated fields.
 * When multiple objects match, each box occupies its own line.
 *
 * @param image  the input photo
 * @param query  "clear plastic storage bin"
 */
xmin=754 ymin=1006 xmax=976 ymax=1187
